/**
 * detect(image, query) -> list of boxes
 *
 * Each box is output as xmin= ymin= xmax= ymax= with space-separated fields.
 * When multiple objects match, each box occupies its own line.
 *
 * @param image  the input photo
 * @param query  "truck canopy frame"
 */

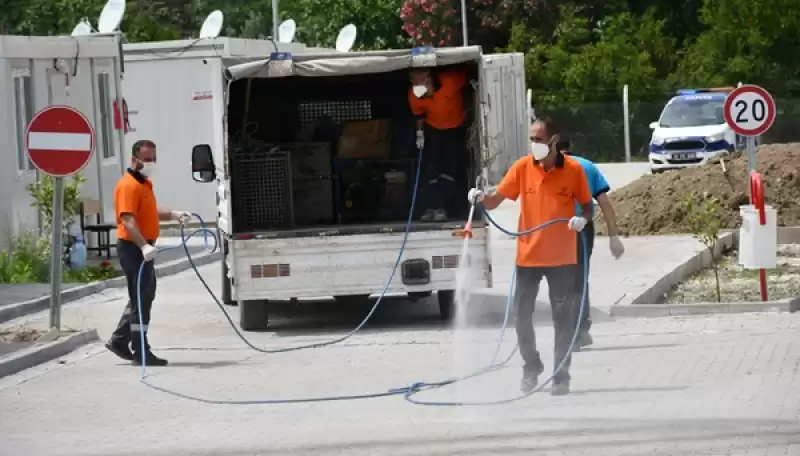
xmin=224 ymin=46 xmax=483 ymax=80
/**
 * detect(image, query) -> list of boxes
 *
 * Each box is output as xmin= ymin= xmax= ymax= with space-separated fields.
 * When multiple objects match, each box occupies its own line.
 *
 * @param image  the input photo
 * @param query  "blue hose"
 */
xmin=134 ymin=163 xmax=589 ymax=406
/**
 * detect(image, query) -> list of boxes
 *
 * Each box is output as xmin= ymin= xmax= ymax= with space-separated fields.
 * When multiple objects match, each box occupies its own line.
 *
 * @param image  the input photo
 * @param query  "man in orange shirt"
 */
xmin=105 ymin=139 xmax=191 ymax=366
xmin=468 ymin=117 xmax=593 ymax=396
xmin=408 ymin=66 xmax=468 ymax=222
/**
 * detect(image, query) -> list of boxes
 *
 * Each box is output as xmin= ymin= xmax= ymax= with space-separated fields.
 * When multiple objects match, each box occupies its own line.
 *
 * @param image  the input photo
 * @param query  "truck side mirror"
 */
xmin=649 ymin=121 xmax=659 ymax=129
xmin=191 ymin=144 xmax=216 ymax=183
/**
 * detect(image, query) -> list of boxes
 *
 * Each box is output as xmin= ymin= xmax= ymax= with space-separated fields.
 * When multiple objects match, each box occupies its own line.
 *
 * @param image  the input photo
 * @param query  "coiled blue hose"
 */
xmin=134 ymin=153 xmax=589 ymax=405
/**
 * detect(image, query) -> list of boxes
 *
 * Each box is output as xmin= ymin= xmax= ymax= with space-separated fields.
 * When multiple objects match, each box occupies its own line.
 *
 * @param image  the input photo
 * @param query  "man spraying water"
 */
xmin=467 ymin=117 xmax=592 ymax=396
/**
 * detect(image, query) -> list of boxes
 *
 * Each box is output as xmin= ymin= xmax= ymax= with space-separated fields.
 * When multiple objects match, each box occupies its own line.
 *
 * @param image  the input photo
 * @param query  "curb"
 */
xmin=0 ymin=251 xmax=221 ymax=324
xmin=0 ymin=329 xmax=99 ymax=378
xmin=610 ymin=297 xmax=799 ymax=318
xmin=628 ymin=232 xmax=736 ymax=306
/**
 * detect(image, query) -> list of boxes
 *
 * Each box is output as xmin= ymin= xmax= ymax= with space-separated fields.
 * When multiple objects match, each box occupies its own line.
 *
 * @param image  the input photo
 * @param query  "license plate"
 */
xmin=672 ymin=152 xmax=696 ymax=160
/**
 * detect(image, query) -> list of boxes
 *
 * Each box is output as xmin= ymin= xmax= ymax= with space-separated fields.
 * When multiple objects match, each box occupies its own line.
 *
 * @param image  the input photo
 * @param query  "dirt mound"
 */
xmin=595 ymin=143 xmax=800 ymax=236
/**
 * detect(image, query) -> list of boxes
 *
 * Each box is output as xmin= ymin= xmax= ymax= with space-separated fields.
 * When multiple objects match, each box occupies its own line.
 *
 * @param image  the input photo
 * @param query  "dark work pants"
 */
xmin=575 ymin=221 xmax=596 ymax=332
xmin=514 ymin=265 xmax=581 ymax=383
xmin=420 ymin=124 xmax=465 ymax=215
xmin=110 ymin=239 xmax=157 ymax=353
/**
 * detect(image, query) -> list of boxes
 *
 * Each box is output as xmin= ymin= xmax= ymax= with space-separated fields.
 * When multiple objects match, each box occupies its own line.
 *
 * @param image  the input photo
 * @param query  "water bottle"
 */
xmin=70 ymin=235 xmax=87 ymax=271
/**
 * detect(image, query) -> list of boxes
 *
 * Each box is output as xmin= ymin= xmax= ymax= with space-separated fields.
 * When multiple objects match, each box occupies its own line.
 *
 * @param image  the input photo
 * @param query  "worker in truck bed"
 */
xmin=408 ymin=66 xmax=469 ymax=222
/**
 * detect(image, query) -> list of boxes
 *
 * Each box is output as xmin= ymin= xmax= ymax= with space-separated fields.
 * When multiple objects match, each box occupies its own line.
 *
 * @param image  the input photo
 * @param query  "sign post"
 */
xmin=25 ymin=105 xmax=96 ymax=336
xmin=723 ymin=85 xmax=776 ymax=301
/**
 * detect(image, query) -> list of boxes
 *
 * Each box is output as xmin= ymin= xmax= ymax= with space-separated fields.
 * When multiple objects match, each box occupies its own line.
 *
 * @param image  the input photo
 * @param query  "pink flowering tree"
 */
xmin=400 ymin=0 xmax=537 ymax=48
xmin=399 ymin=0 xmax=459 ymax=46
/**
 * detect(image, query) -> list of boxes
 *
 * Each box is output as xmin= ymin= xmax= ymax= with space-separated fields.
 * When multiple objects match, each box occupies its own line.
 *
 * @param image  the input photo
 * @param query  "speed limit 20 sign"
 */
xmin=723 ymin=85 xmax=776 ymax=137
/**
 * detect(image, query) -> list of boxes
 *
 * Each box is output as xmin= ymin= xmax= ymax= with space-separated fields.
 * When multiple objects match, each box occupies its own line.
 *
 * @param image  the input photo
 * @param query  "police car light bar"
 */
xmin=676 ymin=87 xmax=735 ymax=95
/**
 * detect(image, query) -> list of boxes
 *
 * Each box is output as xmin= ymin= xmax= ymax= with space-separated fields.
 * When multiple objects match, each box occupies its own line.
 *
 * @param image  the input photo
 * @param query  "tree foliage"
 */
xmin=3 ymin=0 xmax=799 ymax=160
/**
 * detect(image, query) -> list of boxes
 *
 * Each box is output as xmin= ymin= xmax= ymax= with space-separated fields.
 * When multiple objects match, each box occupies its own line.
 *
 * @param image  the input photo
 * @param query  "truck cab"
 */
xmin=189 ymin=46 xmax=528 ymax=330
xmin=648 ymin=87 xmax=745 ymax=173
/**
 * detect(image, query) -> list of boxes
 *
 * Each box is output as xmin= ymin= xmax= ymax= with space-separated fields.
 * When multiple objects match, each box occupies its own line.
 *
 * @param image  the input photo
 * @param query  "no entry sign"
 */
xmin=723 ymin=85 xmax=776 ymax=137
xmin=25 ymin=105 xmax=96 ymax=177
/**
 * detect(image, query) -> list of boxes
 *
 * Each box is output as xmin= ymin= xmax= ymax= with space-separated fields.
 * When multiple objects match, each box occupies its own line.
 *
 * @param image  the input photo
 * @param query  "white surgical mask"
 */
xmin=530 ymin=141 xmax=551 ymax=160
xmin=138 ymin=161 xmax=157 ymax=178
xmin=412 ymin=85 xmax=428 ymax=98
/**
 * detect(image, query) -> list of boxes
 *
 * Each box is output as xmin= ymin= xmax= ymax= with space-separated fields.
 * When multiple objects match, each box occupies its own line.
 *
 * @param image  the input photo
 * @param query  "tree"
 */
xmin=281 ymin=0 xmax=409 ymax=50
xmin=676 ymin=0 xmax=800 ymax=91
xmin=683 ymin=191 xmax=723 ymax=302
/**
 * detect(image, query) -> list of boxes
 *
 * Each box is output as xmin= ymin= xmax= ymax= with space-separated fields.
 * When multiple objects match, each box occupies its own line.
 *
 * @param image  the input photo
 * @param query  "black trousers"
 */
xmin=110 ymin=239 xmax=157 ymax=353
xmin=514 ymin=264 xmax=581 ymax=383
xmin=575 ymin=221 xmax=596 ymax=332
xmin=419 ymin=124 xmax=465 ymax=215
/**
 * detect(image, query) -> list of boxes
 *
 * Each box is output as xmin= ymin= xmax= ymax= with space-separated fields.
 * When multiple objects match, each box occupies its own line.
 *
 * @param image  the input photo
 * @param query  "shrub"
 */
xmin=0 ymin=232 xmax=51 ymax=283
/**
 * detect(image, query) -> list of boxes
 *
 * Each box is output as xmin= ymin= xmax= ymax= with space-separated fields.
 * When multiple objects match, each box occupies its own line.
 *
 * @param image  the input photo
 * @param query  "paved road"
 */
xmin=1 ymin=261 xmax=798 ymax=455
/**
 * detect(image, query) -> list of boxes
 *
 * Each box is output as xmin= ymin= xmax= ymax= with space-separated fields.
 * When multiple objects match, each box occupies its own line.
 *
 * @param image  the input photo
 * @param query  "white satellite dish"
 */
xmin=335 ymin=24 xmax=357 ymax=52
xmin=71 ymin=19 xmax=93 ymax=36
xmin=199 ymin=10 xmax=224 ymax=39
xmin=278 ymin=19 xmax=296 ymax=43
xmin=97 ymin=0 xmax=126 ymax=33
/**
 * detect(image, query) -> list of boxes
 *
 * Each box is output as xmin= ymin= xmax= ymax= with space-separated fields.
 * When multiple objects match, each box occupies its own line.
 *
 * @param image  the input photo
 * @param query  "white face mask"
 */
xmin=530 ymin=141 xmax=551 ymax=160
xmin=412 ymin=85 xmax=428 ymax=98
xmin=138 ymin=161 xmax=157 ymax=178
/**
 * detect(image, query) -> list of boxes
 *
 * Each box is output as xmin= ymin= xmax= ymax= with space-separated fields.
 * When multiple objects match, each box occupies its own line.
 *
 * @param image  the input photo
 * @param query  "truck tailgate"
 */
xmin=230 ymin=228 xmax=489 ymax=301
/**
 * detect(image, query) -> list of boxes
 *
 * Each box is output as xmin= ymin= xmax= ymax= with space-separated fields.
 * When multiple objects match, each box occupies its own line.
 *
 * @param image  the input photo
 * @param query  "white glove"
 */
xmin=609 ymin=235 xmax=625 ymax=259
xmin=416 ymin=130 xmax=424 ymax=150
xmin=567 ymin=216 xmax=588 ymax=232
xmin=141 ymin=244 xmax=157 ymax=262
xmin=467 ymin=188 xmax=485 ymax=204
xmin=171 ymin=210 xmax=192 ymax=225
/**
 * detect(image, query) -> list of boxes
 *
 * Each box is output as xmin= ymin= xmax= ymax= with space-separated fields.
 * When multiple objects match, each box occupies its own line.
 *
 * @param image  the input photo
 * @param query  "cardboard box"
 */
xmin=337 ymin=119 xmax=391 ymax=159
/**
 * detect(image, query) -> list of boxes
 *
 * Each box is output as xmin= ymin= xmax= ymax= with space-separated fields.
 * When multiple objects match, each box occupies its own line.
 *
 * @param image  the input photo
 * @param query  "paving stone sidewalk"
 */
xmin=0 ymin=262 xmax=798 ymax=455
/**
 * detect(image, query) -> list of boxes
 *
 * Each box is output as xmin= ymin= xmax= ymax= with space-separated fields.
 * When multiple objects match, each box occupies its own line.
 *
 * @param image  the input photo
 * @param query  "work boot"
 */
xmin=520 ymin=369 xmax=540 ymax=394
xmin=551 ymin=379 xmax=571 ymax=396
xmin=105 ymin=341 xmax=133 ymax=361
xmin=131 ymin=351 xmax=168 ymax=366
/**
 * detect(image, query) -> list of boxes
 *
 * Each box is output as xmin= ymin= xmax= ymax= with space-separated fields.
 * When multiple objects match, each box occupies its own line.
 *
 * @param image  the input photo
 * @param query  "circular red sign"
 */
xmin=25 ymin=105 xmax=96 ymax=177
xmin=722 ymin=85 xmax=776 ymax=137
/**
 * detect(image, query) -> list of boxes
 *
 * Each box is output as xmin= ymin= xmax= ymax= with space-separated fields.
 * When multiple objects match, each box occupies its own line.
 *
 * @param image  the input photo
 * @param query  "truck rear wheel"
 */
xmin=239 ymin=300 xmax=269 ymax=331
xmin=438 ymin=290 xmax=455 ymax=321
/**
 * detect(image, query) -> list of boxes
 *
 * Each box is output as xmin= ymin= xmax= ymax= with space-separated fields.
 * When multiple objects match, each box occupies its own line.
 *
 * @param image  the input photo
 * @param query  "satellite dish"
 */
xmin=335 ymin=24 xmax=357 ymax=52
xmin=278 ymin=19 xmax=296 ymax=43
xmin=71 ymin=19 xmax=93 ymax=36
xmin=97 ymin=0 xmax=126 ymax=33
xmin=199 ymin=10 xmax=224 ymax=39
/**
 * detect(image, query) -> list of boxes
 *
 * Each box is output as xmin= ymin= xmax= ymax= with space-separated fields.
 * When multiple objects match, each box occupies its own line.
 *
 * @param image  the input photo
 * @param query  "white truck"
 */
xmin=189 ymin=46 xmax=528 ymax=330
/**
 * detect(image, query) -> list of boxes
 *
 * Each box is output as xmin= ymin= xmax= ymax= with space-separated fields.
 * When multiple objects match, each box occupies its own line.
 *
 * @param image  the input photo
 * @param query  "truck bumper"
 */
xmin=228 ymin=229 xmax=489 ymax=301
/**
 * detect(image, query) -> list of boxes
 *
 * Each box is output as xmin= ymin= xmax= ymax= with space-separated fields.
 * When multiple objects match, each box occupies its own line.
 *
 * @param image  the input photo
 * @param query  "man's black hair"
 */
xmin=132 ymin=140 xmax=156 ymax=158
xmin=533 ymin=115 xmax=560 ymax=137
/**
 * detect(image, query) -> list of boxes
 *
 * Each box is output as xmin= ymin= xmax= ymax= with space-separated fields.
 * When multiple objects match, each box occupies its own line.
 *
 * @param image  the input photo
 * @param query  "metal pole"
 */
xmin=746 ymin=136 xmax=757 ymax=201
xmin=272 ymin=0 xmax=280 ymax=39
xmin=623 ymin=84 xmax=631 ymax=162
xmin=460 ymin=0 xmax=468 ymax=46
xmin=49 ymin=177 xmax=65 ymax=331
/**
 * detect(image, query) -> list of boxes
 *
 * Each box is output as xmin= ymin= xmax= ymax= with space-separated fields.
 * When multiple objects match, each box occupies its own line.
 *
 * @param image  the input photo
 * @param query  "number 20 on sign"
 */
xmin=723 ymin=84 xmax=776 ymax=137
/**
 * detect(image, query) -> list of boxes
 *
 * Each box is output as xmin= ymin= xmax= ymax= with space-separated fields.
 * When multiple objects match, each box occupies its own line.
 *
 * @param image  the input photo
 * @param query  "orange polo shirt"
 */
xmin=408 ymin=68 xmax=468 ymax=130
xmin=495 ymin=153 xmax=592 ymax=267
xmin=115 ymin=169 xmax=160 ymax=242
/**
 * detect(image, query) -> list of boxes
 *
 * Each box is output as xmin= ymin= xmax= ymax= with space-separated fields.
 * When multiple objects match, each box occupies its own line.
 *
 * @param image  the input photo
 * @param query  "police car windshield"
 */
xmin=659 ymin=96 xmax=726 ymax=128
